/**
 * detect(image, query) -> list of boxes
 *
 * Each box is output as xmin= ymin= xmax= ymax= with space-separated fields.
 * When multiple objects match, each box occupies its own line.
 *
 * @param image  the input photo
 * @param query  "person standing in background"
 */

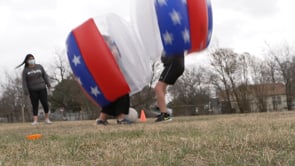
xmin=16 ymin=54 xmax=52 ymax=125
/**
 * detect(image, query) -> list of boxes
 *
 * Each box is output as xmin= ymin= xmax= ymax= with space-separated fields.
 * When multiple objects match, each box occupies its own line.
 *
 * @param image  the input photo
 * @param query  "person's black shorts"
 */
xmin=102 ymin=94 xmax=130 ymax=117
xmin=159 ymin=53 xmax=185 ymax=85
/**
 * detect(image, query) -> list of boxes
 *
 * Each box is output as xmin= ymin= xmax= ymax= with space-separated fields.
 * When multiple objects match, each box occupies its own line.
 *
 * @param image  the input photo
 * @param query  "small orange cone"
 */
xmin=140 ymin=110 xmax=147 ymax=122
xmin=26 ymin=134 xmax=42 ymax=140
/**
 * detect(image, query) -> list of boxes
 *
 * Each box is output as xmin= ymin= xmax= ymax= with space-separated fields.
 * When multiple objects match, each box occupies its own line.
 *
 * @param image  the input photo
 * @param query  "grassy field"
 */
xmin=1 ymin=111 xmax=295 ymax=166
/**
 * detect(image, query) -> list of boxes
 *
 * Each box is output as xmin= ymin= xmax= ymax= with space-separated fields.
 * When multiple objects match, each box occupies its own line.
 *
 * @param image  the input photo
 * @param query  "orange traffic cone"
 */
xmin=140 ymin=110 xmax=147 ymax=122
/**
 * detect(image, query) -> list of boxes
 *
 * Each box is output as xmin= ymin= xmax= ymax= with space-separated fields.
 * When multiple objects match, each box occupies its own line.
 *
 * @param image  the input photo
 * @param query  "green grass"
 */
xmin=1 ymin=112 xmax=295 ymax=165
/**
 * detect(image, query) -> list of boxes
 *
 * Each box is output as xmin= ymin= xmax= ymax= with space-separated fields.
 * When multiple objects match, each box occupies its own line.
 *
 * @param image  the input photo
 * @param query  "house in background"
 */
xmin=218 ymin=83 xmax=288 ymax=113
xmin=250 ymin=83 xmax=287 ymax=112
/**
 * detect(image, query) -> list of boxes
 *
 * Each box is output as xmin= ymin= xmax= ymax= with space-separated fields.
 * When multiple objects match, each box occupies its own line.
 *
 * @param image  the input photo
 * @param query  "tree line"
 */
xmin=1 ymin=43 xmax=295 ymax=122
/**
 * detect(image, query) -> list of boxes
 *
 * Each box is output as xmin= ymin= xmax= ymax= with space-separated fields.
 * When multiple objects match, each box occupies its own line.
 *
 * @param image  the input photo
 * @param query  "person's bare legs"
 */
xmin=45 ymin=113 xmax=52 ymax=123
xmin=31 ymin=115 xmax=38 ymax=125
xmin=98 ymin=112 xmax=107 ymax=121
xmin=117 ymin=113 xmax=125 ymax=121
xmin=33 ymin=116 xmax=38 ymax=122
xmin=96 ymin=112 xmax=108 ymax=125
xmin=155 ymin=81 xmax=168 ymax=113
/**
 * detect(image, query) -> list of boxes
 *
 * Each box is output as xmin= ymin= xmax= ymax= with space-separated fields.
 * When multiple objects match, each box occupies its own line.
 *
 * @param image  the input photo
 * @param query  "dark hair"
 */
xmin=16 ymin=54 xmax=35 ymax=69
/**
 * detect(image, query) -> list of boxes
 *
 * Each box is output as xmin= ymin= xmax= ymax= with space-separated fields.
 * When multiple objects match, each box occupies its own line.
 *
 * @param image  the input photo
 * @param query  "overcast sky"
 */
xmin=0 ymin=0 xmax=294 ymax=82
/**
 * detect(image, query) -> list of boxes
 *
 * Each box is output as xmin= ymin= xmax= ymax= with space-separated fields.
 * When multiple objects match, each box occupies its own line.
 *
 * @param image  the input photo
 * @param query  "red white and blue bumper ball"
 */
xmin=155 ymin=0 xmax=191 ymax=54
xmin=156 ymin=0 xmax=213 ymax=54
xmin=66 ymin=19 xmax=130 ymax=107
xmin=132 ymin=0 xmax=213 ymax=57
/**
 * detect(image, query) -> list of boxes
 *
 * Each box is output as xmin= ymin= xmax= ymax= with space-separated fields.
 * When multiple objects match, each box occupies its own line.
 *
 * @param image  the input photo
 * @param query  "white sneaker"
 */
xmin=45 ymin=119 xmax=52 ymax=124
xmin=31 ymin=121 xmax=38 ymax=125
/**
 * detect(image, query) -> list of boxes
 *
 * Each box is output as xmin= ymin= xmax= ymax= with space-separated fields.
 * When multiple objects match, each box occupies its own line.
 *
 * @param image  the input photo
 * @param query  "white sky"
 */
xmin=0 ymin=0 xmax=295 ymax=81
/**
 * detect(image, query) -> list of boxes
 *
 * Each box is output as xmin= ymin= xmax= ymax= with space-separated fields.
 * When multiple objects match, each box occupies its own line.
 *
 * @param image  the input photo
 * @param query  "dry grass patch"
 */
xmin=1 ymin=112 xmax=295 ymax=165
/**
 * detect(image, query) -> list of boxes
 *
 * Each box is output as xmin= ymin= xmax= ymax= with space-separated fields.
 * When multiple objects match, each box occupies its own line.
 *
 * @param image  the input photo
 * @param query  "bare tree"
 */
xmin=209 ymin=48 xmax=238 ymax=113
xmin=0 ymin=72 xmax=31 ymax=122
xmin=209 ymin=48 xmax=254 ymax=113
xmin=265 ymin=57 xmax=280 ymax=84
xmin=266 ymin=43 xmax=295 ymax=110
xmin=49 ymin=49 xmax=71 ymax=85
xmin=248 ymin=57 xmax=271 ymax=112
xmin=168 ymin=66 xmax=211 ymax=115
xmin=235 ymin=52 xmax=253 ymax=113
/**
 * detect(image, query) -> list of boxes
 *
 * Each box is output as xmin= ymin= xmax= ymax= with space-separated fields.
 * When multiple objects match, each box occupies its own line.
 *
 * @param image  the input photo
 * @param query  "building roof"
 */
xmin=218 ymin=83 xmax=286 ymax=101
xmin=249 ymin=83 xmax=285 ymax=96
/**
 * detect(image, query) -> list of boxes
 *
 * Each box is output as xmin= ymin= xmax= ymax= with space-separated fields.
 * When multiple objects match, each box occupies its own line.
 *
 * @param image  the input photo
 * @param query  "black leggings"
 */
xmin=29 ymin=89 xmax=49 ymax=116
xmin=102 ymin=94 xmax=130 ymax=117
